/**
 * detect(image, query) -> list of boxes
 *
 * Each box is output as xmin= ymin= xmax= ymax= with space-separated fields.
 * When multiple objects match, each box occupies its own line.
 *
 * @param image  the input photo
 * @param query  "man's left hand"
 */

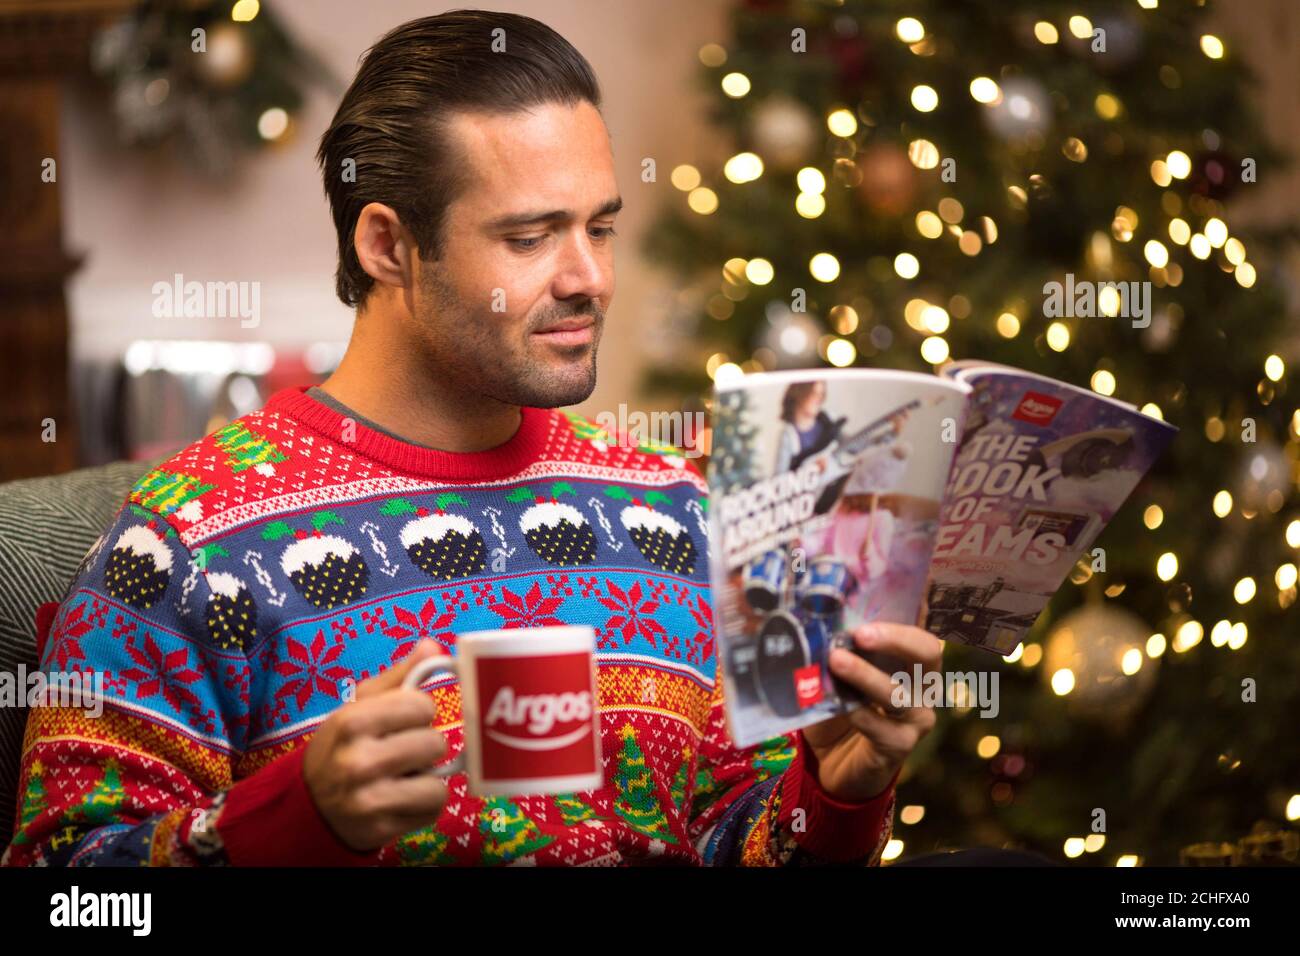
xmin=801 ymin=622 xmax=943 ymax=802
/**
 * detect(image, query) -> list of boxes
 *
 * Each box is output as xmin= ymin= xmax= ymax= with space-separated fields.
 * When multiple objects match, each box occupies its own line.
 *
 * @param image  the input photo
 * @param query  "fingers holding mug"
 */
xmin=401 ymin=654 xmax=465 ymax=778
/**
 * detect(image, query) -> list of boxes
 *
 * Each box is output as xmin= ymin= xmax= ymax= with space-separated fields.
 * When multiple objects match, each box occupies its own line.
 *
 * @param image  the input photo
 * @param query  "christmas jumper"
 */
xmin=2 ymin=385 xmax=896 ymax=867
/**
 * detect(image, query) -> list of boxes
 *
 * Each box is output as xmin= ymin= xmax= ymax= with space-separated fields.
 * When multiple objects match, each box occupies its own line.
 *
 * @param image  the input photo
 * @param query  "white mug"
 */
xmin=402 ymin=625 xmax=603 ymax=797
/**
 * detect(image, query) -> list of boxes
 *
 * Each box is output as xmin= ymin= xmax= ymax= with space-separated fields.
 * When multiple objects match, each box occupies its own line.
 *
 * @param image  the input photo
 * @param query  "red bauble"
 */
xmin=1189 ymin=149 xmax=1239 ymax=201
xmin=855 ymin=142 xmax=917 ymax=217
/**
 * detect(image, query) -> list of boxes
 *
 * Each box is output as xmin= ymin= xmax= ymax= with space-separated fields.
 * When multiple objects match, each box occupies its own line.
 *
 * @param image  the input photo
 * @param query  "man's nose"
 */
xmin=553 ymin=230 xmax=611 ymax=301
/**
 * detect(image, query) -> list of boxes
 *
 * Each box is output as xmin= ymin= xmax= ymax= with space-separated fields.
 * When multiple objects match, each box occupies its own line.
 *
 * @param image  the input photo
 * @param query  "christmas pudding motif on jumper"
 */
xmin=193 ymin=544 xmax=258 ymax=651
xmin=104 ymin=511 xmax=178 ymax=609
xmin=204 ymin=571 xmax=259 ymax=651
xmin=261 ymin=510 xmax=369 ymax=609
xmin=381 ymin=494 xmax=487 ymax=580
xmin=506 ymin=482 xmax=598 ymax=566
xmin=603 ymin=487 xmax=698 ymax=575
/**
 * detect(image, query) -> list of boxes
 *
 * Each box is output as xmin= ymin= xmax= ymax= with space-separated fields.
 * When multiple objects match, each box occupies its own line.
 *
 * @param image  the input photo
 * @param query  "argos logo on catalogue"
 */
xmin=1012 ymin=391 xmax=1063 ymax=426
xmin=794 ymin=664 xmax=823 ymax=708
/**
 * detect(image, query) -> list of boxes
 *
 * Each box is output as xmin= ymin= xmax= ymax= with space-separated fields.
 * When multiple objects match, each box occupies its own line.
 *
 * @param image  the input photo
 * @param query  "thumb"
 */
xmin=356 ymin=639 xmax=448 ymax=700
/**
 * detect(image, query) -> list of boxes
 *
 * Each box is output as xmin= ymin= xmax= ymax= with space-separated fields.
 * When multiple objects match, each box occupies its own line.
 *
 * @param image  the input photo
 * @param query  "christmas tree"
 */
xmin=395 ymin=823 xmax=458 ymax=867
xmin=11 ymin=761 xmax=48 ymax=846
xmin=669 ymin=745 xmax=695 ymax=813
xmin=77 ymin=758 xmax=126 ymax=827
xmin=214 ymin=420 xmax=289 ymax=475
xmin=554 ymin=792 xmax=601 ymax=826
xmin=642 ymin=0 xmax=1297 ymax=864
xmin=88 ymin=0 xmax=336 ymax=177
xmin=477 ymin=796 xmax=554 ymax=864
xmin=708 ymin=388 xmax=763 ymax=493
xmin=612 ymin=723 xmax=679 ymax=843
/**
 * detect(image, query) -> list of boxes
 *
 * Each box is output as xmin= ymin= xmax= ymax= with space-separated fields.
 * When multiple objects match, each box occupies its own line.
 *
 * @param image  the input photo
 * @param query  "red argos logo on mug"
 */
xmin=1013 ymin=391 xmax=1063 ymax=426
xmin=476 ymin=652 xmax=598 ymax=780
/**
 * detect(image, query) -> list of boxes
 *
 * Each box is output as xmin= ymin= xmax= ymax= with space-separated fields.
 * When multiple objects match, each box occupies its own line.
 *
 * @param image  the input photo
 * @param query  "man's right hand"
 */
xmin=303 ymin=639 xmax=452 ymax=852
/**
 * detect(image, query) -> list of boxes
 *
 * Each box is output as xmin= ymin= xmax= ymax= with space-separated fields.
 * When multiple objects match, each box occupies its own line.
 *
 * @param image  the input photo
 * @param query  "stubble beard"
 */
xmin=417 ymin=261 xmax=602 ymax=409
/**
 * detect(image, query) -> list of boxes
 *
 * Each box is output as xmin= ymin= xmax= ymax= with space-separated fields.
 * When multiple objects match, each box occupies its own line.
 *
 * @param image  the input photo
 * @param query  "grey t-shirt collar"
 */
xmin=305 ymin=385 xmax=436 ymax=449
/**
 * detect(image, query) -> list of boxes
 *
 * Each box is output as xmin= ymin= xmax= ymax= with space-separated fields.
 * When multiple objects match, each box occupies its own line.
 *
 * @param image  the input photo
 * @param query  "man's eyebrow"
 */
xmin=485 ymin=197 xmax=623 ymax=231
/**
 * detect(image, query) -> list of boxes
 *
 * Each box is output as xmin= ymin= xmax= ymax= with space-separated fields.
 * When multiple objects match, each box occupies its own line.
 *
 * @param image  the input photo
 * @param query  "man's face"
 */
xmin=412 ymin=100 xmax=619 ymax=409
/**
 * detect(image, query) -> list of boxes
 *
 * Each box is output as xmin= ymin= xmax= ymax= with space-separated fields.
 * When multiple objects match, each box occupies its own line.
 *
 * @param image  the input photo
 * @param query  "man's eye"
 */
xmin=591 ymin=225 xmax=618 ymax=240
xmin=510 ymin=236 xmax=544 ymax=250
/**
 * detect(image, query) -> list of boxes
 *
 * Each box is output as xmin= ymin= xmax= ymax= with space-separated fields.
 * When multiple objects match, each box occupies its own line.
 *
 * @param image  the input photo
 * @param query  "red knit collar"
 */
xmin=263 ymin=385 xmax=555 ymax=482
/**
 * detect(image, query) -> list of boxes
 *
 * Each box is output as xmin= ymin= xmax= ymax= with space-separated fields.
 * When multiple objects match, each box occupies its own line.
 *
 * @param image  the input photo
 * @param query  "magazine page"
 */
xmin=708 ymin=369 xmax=971 ymax=746
xmin=925 ymin=366 xmax=1178 ymax=656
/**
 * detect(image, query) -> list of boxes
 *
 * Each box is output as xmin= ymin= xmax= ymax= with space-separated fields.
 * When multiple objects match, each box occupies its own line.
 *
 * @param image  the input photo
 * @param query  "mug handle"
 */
xmin=401 ymin=656 xmax=466 ymax=778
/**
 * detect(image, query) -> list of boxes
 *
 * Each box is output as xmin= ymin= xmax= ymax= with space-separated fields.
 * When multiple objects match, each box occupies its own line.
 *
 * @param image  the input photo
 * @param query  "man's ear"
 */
xmin=354 ymin=202 xmax=414 ymax=291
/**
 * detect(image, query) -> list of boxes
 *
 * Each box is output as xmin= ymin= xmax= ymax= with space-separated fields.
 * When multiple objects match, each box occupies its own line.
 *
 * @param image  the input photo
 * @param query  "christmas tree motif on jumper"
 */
xmin=477 ymin=796 xmax=554 ymax=864
xmin=129 ymin=467 xmax=216 ymax=523
xmin=603 ymin=487 xmax=698 ymax=575
xmin=561 ymin=410 xmax=612 ymax=452
xmin=612 ymin=723 xmax=678 ymax=844
xmin=214 ymin=420 xmax=289 ymax=476
xmin=554 ymin=792 xmax=600 ymax=827
xmin=194 ymin=544 xmax=258 ymax=651
xmin=669 ymin=744 xmax=694 ymax=814
xmin=507 ymin=482 xmax=598 ymax=567
xmin=104 ymin=506 xmax=178 ymax=608
xmin=75 ymin=758 xmax=126 ymax=827
xmin=11 ymin=761 xmax=49 ymax=846
xmin=380 ymin=495 xmax=487 ymax=580
xmin=395 ymin=824 xmax=459 ymax=867
xmin=750 ymin=736 xmax=797 ymax=784
xmin=261 ymin=510 xmax=369 ymax=609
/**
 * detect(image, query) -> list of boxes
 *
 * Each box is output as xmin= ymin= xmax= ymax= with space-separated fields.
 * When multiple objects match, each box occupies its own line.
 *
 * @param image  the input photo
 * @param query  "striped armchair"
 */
xmin=0 ymin=459 xmax=157 ymax=850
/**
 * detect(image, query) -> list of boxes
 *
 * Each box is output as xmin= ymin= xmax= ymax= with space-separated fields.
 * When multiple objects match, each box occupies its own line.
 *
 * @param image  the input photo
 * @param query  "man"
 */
xmin=3 ymin=9 xmax=941 ymax=867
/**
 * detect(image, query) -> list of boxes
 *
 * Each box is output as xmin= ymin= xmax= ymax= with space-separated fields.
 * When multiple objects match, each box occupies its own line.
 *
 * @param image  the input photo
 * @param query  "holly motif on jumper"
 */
xmin=213 ymin=420 xmax=289 ymax=476
xmin=380 ymin=495 xmax=487 ymax=580
xmin=194 ymin=544 xmax=258 ymax=651
xmin=611 ymin=723 xmax=678 ymax=844
xmin=478 ymin=796 xmax=554 ymax=864
xmin=10 ymin=760 xmax=48 ymax=846
xmin=129 ymin=467 xmax=216 ymax=523
xmin=506 ymin=482 xmax=598 ymax=566
xmin=261 ymin=511 xmax=369 ymax=609
xmin=104 ymin=507 xmax=179 ymax=609
xmin=602 ymin=487 xmax=697 ymax=575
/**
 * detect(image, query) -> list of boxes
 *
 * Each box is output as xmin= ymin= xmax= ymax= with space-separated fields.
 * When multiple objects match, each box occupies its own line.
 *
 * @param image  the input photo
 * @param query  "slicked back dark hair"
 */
xmin=316 ymin=9 xmax=603 ymax=309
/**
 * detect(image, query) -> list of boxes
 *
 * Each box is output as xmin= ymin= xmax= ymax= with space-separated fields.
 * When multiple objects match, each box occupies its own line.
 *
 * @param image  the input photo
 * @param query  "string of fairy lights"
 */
xmin=672 ymin=2 xmax=1299 ymax=863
